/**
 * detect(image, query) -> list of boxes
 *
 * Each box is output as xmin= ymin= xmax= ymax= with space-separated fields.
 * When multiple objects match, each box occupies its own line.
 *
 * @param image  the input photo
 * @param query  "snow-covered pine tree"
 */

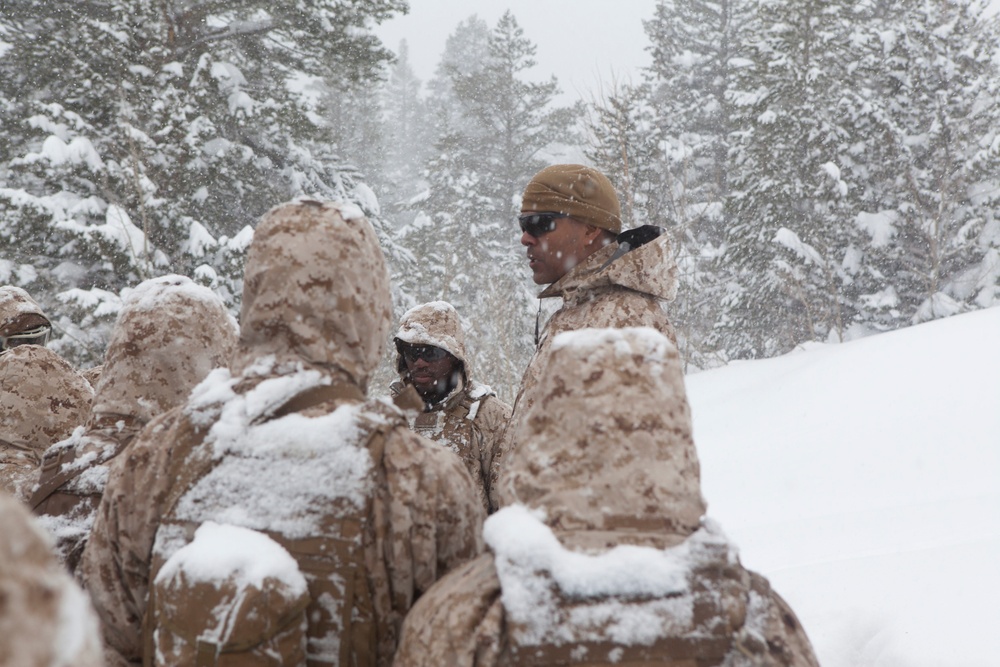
xmin=847 ymin=0 xmax=1000 ymax=330
xmin=717 ymin=0 xmax=873 ymax=358
xmin=405 ymin=11 xmax=579 ymax=400
xmin=610 ymin=0 xmax=758 ymax=369
xmin=378 ymin=41 xmax=434 ymax=220
xmin=0 ymin=0 xmax=405 ymax=367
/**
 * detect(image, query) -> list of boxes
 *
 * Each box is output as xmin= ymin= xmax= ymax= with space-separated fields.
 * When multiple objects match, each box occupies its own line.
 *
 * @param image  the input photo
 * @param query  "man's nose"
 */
xmin=412 ymin=357 xmax=429 ymax=368
xmin=521 ymin=231 xmax=537 ymax=246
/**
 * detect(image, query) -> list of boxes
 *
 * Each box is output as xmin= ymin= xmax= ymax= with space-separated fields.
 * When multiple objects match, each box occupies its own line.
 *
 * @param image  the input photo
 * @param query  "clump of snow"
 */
xmin=118 ymin=274 xmax=223 ymax=313
xmin=485 ymin=505 xmax=738 ymax=647
xmin=183 ymin=220 xmax=218 ymax=257
xmin=171 ymin=367 xmax=376 ymax=541
xmin=22 ymin=135 xmax=105 ymax=172
xmin=551 ymin=325 xmax=676 ymax=360
xmin=57 ymin=287 xmax=122 ymax=318
xmin=224 ymin=226 xmax=254 ymax=252
xmin=336 ymin=201 xmax=366 ymax=222
xmin=774 ymin=228 xmax=826 ymax=266
xmin=855 ymin=210 xmax=898 ymax=247
xmin=352 ymin=183 xmax=381 ymax=216
xmin=155 ymin=521 xmax=307 ymax=595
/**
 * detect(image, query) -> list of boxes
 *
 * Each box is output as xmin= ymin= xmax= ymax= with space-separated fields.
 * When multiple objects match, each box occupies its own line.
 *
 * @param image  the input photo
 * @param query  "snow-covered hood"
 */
xmin=91 ymin=275 xmax=237 ymax=425
xmin=538 ymin=230 xmax=678 ymax=303
xmin=498 ymin=327 xmax=705 ymax=536
xmin=0 ymin=285 xmax=50 ymax=338
xmin=393 ymin=300 xmax=469 ymax=384
xmin=233 ymin=198 xmax=392 ymax=391
xmin=0 ymin=345 xmax=93 ymax=452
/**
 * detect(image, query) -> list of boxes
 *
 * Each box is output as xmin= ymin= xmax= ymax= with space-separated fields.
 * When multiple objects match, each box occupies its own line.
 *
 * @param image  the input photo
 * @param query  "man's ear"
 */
xmin=583 ymin=224 xmax=607 ymax=246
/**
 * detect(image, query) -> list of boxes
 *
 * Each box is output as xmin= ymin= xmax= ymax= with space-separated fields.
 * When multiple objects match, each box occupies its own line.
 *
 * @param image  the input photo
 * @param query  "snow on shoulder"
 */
xmin=484 ymin=505 xmax=738 ymax=647
xmin=171 ymin=359 xmax=376 ymax=543
xmin=551 ymin=325 xmax=677 ymax=360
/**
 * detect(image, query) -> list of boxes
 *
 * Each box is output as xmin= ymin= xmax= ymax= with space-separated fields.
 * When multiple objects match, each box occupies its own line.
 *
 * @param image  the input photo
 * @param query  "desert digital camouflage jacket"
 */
xmin=0 ymin=490 xmax=105 ymax=667
xmin=490 ymin=232 xmax=679 ymax=510
xmin=0 ymin=345 xmax=93 ymax=500
xmin=394 ymin=327 xmax=818 ymax=667
xmin=81 ymin=199 xmax=484 ymax=667
xmin=30 ymin=275 xmax=237 ymax=576
xmin=391 ymin=301 xmax=511 ymax=511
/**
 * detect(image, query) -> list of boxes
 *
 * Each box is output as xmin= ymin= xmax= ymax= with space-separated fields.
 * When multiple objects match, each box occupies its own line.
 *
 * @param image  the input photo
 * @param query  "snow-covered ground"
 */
xmin=685 ymin=306 xmax=1000 ymax=667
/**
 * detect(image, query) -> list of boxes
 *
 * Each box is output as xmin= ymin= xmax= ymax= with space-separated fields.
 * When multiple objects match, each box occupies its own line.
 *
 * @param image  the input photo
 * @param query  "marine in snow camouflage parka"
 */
xmin=393 ymin=327 xmax=819 ymax=667
xmin=80 ymin=198 xmax=485 ymax=667
xmin=30 ymin=275 xmax=238 ymax=576
xmin=390 ymin=301 xmax=511 ymax=512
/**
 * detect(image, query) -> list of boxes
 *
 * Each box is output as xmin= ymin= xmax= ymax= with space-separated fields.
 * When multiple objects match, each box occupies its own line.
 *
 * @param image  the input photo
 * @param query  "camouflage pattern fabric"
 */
xmin=393 ymin=328 xmax=819 ymax=667
xmin=0 ymin=285 xmax=51 ymax=341
xmin=391 ymin=301 xmax=512 ymax=511
xmin=0 ymin=490 xmax=105 ymax=667
xmin=31 ymin=275 xmax=237 ymax=576
xmin=489 ymin=232 xmax=679 ymax=510
xmin=81 ymin=199 xmax=484 ymax=667
xmin=0 ymin=345 xmax=93 ymax=500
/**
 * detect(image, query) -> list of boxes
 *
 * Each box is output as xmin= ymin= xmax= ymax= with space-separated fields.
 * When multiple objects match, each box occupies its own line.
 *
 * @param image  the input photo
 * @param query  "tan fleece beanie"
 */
xmin=520 ymin=164 xmax=622 ymax=234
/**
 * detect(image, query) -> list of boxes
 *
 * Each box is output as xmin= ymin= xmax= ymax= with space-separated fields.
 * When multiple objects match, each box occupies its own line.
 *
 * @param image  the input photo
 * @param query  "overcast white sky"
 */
xmin=374 ymin=0 xmax=1000 ymax=107
xmin=372 ymin=1 xmax=660 ymax=107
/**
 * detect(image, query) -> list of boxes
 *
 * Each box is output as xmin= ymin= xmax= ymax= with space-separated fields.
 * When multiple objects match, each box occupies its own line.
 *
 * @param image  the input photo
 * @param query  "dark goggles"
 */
xmin=400 ymin=344 xmax=450 ymax=363
xmin=518 ymin=212 xmax=568 ymax=238
xmin=0 ymin=325 xmax=51 ymax=352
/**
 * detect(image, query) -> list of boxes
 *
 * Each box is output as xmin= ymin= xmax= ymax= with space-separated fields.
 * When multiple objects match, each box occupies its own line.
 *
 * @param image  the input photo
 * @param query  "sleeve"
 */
xmin=79 ymin=411 xmax=178 ymax=666
xmin=392 ymin=554 xmax=504 ymax=667
xmin=473 ymin=396 xmax=512 ymax=512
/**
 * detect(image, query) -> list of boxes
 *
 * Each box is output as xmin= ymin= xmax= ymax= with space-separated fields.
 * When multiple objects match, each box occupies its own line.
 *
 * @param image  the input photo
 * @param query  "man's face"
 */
xmin=401 ymin=344 xmax=459 ymax=398
xmin=520 ymin=214 xmax=604 ymax=285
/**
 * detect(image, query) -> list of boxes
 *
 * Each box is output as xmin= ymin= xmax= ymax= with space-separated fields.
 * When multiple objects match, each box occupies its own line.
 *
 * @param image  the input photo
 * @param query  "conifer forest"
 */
xmin=2 ymin=0 xmax=998 ymax=399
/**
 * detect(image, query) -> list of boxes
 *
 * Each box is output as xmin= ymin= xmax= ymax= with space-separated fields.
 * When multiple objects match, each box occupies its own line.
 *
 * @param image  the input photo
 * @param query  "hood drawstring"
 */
xmin=535 ymin=299 xmax=543 ymax=347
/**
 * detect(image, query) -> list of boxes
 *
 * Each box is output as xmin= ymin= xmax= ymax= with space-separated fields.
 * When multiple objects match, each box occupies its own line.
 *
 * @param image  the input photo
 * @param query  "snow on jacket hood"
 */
xmin=498 ymin=327 xmax=705 ymax=536
xmin=393 ymin=300 xmax=470 ymax=384
xmin=0 ymin=285 xmax=51 ymax=338
xmin=90 ymin=274 xmax=237 ymax=425
xmin=233 ymin=198 xmax=392 ymax=390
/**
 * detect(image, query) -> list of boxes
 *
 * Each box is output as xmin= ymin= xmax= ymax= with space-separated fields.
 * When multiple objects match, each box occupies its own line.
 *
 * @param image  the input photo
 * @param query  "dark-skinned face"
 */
xmin=401 ymin=344 xmax=460 ymax=403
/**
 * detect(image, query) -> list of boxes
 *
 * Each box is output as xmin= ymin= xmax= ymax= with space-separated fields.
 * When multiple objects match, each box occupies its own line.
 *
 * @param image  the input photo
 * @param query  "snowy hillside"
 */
xmin=685 ymin=307 xmax=1000 ymax=667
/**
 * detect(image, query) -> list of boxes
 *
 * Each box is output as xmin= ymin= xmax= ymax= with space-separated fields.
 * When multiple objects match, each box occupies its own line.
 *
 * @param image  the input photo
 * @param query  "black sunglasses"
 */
xmin=519 ymin=212 xmax=568 ymax=238
xmin=400 ymin=344 xmax=450 ymax=363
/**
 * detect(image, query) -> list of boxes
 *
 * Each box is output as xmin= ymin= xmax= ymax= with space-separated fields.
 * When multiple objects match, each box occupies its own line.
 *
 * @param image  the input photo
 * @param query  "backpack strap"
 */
xmin=143 ymin=382 xmax=372 ymax=667
xmin=0 ymin=437 xmax=41 ymax=464
xmin=262 ymin=382 xmax=365 ymax=423
xmin=29 ymin=413 xmax=145 ymax=511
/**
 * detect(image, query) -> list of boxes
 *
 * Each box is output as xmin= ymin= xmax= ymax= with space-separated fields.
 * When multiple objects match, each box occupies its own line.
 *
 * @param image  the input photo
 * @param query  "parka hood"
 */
xmin=498 ymin=327 xmax=705 ymax=537
xmin=233 ymin=198 xmax=392 ymax=391
xmin=393 ymin=301 xmax=469 ymax=383
xmin=0 ymin=286 xmax=51 ymax=339
xmin=0 ymin=345 xmax=93 ymax=452
xmin=538 ymin=229 xmax=678 ymax=303
xmin=90 ymin=274 xmax=238 ymax=425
